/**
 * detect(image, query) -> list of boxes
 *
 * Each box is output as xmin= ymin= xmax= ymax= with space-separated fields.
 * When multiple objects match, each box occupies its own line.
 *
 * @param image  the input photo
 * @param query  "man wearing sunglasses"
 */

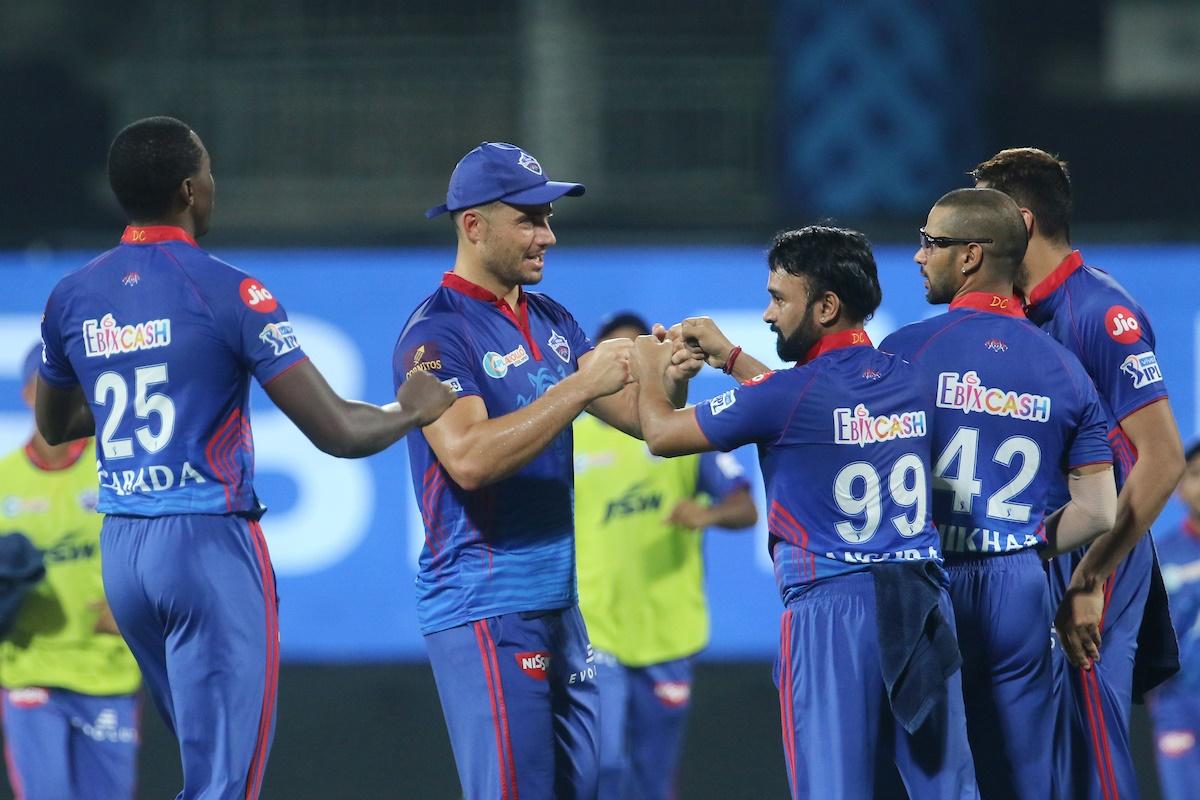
xmin=880 ymin=188 xmax=1117 ymax=799
xmin=973 ymin=147 xmax=1185 ymax=800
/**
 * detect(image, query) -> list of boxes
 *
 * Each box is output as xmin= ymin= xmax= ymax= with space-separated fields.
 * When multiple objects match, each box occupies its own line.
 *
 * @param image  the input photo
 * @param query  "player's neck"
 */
xmin=956 ymin=276 xmax=1015 ymax=301
xmin=1018 ymin=236 xmax=1074 ymax=294
xmin=26 ymin=433 xmax=80 ymax=470
xmin=452 ymin=255 xmax=521 ymax=310
xmin=128 ymin=215 xmax=196 ymax=239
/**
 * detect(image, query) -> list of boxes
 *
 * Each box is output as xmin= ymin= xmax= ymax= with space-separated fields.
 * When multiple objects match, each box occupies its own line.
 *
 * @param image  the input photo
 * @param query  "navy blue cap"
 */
xmin=425 ymin=142 xmax=585 ymax=219
xmin=20 ymin=344 xmax=41 ymax=387
xmin=595 ymin=311 xmax=650 ymax=341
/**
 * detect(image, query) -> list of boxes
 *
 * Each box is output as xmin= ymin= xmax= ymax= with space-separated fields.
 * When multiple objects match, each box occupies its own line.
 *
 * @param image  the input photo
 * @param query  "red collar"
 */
xmin=120 ymin=225 xmax=198 ymax=247
xmin=440 ymin=272 xmax=543 ymax=360
xmin=803 ymin=329 xmax=872 ymax=364
xmin=24 ymin=439 xmax=89 ymax=472
xmin=949 ymin=292 xmax=1025 ymax=318
xmin=1025 ymin=251 xmax=1083 ymax=308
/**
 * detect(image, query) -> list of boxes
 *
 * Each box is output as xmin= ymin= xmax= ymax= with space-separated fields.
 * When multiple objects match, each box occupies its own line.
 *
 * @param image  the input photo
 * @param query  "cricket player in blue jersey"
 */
xmin=880 ymin=188 xmax=1118 ymax=799
xmin=636 ymin=226 xmax=978 ymax=800
xmin=974 ymin=148 xmax=1186 ymax=800
xmin=394 ymin=142 xmax=701 ymax=799
xmin=35 ymin=116 xmax=455 ymax=800
xmin=1146 ymin=441 xmax=1200 ymax=800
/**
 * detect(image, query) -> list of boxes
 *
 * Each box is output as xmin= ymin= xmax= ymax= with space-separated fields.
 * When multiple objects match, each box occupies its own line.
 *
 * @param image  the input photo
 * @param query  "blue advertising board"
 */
xmin=4 ymin=244 xmax=1198 ymax=660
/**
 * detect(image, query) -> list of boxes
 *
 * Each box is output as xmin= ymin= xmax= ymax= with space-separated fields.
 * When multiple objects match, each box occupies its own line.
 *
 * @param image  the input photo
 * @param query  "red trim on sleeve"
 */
xmin=949 ymin=292 xmax=1025 ymax=317
xmin=440 ymin=272 xmax=543 ymax=360
xmin=1115 ymin=395 xmax=1169 ymax=425
xmin=1067 ymin=459 xmax=1114 ymax=472
xmin=1025 ymin=251 xmax=1084 ymax=309
xmin=120 ymin=225 xmax=198 ymax=247
xmin=1184 ymin=519 xmax=1200 ymax=540
xmin=802 ymin=329 xmax=871 ymax=364
xmin=260 ymin=356 xmax=311 ymax=387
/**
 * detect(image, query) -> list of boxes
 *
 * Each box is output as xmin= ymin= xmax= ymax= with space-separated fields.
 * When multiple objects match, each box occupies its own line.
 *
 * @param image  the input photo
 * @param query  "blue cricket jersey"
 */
xmin=394 ymin=272 xmax=595 ymax=634
xmin=39 ymin=225 xmax=308 ymax=516
xmin=693 ymin=330 xmax=941 ymax=604
xmin=880 ymin=292 xmax=1112 ymax=557
xmin=1024 ymin=251 xmax=1170 ymax=504
xmin=1155 ymin=520 xmax=1200 ymax=696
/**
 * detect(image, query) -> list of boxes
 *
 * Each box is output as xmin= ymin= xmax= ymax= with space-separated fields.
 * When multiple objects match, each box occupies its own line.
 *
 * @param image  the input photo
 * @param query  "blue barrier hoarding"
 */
xmin=4 ymin=244 xmax=1197 ymax=660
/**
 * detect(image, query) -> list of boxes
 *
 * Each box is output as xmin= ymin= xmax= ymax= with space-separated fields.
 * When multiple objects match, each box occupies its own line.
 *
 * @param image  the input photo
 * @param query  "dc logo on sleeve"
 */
xmin=441 ymin=377 xmax=463 ymax=394
xmin=259 ymin=321 xmax=299 ymax=356
xmin=1105 ymin=305 xmax=1142 ymax=344
xmin=1120 ymin=351 xmax=1163 ymax=388
xmin=548 ymin=330 xmax=571 ymax=362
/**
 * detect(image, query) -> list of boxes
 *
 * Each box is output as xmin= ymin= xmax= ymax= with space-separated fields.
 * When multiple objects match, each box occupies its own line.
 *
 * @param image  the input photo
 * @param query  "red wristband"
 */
xmin=723 ymin=345 xmax=742 ymax=375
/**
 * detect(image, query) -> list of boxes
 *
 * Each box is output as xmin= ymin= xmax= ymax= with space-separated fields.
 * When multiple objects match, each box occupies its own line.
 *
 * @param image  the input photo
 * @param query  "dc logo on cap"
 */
xmin=518 ymin=152 xmax=543 ymax=175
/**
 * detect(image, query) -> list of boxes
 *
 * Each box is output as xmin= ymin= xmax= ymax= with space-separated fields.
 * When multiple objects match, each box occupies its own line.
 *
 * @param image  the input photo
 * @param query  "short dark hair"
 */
xmin=595 ymin=311 xmax=649 ymax=340
xmin=768 ymin=225 xmax=882 ymax=323
xmin=1186 ymin=439 xmax=1200 ymax=464
xmin=107 ymin=116 xmax=203 ymax=221
xmin=933 ymin=188 xmax=1028 ymax=279
xmin=970 ymin=147 xmax=1072 ymax=244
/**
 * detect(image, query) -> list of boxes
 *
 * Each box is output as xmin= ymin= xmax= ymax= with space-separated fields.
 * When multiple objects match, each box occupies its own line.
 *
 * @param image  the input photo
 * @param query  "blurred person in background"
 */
xmin=1 ymin=344 xmax=141 ymax=799
xmin=1146 ymin=440 xmax=1200 ymax=800
xmin=36 ymin=116 xmax=453 ymax=800
xmin=880 ymin=188 xmax=1116 ymax=799
xmin=394 ymin=143 xmax=702 ymax=799
xmin=974 ymin=147 xmax=1186 ymax=800
xmin=574 ymin=311 xmax=757 ymax=800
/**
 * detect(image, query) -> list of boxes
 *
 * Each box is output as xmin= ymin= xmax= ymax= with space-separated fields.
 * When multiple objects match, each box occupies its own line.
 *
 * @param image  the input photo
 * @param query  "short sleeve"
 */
xmin=696 ymin=450 xmax=750 ymax=500
xmin=1065 ymin=375 xmax=1113 ymax=471
xmin=540 ymin=296 xmax=593 ymax=365
xmin=694 ymin=373 xmax=791 ymax=451
xmin=38 ymin=285 xmax=78 ymax=388
xmin=394 ymin=315 xmax=480 ymax=400
xmin=229 ymin=276 xmax=308 ymax=385
xmin=1075 ymin=301 xmax=1168 ymax=422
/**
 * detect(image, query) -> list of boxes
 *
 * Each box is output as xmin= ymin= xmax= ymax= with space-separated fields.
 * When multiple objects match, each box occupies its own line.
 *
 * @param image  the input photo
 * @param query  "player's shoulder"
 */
xmin=879 ymin=315 xmax=947 ymax=356
xmin=0 ymin=445 xmax=28 ymax=474
xmin=523 ymin=290 xmax=578 ymax=325
xmin=396 ymin=286 xmax=470 ymax=345
xmin=1067 ymin=263 xmax=1148 ymax=318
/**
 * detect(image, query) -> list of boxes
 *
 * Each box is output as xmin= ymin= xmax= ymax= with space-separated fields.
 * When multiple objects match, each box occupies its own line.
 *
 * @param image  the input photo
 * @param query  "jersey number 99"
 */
xmin=833 ymin=453 xmax=928 ymax=544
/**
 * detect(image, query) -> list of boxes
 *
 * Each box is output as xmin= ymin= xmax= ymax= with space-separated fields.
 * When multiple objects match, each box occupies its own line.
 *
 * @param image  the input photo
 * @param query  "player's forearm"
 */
xmin=638 ymin=381 xmax=703 ymax=457
xmin=1071 ymin=451 xmax=1183 ymax=587
xmin=728 ymin=351 xmax=770 ymax=383
xmin=447 ymin=376 xmax=595 ymax=489
xmin=588 ymin=383 xmax=643 ymax=439
xmin=707 ymin=490 xmax=758 ymax=530
xmin=35 ymin=380 xmax=95 ymax=445
xmin=1042 ymin=467 xmax=1117 ymax=558
xmin=319 ymin=400 xmax=422 ymax=458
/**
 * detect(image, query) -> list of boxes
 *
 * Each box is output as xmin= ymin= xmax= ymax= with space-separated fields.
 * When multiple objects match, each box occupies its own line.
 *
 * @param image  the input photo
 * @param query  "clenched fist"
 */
xmin=397 ymin=371 xmax=457 ymax=427
xmin=578 ymin=337 xmax=637 ymax=398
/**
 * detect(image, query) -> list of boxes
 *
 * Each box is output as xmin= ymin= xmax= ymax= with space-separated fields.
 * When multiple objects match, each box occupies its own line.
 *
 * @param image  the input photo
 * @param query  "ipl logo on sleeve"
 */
xmin=259 ymin=321 xmax=299 ymax=356
xmin=1120 ymin=351 xmax=1163 ymax=388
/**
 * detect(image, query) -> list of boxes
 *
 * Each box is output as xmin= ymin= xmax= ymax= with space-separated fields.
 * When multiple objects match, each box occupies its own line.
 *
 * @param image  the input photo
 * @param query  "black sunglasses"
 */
xmin=919 ymin=228 xmax=994 ymax=251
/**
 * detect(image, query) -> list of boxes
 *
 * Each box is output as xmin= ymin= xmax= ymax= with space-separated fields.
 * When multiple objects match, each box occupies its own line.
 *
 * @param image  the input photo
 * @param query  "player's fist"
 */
xmin=580 ymin=337 xmax=636 ymax=398
xmin=397 ymin=371 xmax=457 ymax=427
xmin=665 ymin=498 xmax=713 ymax=529
xmin=1054 ymin=583 xmax=1104 ymax=670
xmin=679 ymin=317 xmax=735 ymax=370
xmin=633 ymin=334 xmax=674 ymax=382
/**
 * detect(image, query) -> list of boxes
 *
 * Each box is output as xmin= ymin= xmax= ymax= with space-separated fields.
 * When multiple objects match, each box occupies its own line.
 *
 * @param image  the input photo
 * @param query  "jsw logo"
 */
xmin=603 ymin=481 xmax=663 ymax=523
xmin=44 ymin=532 xmax=97 ymax=564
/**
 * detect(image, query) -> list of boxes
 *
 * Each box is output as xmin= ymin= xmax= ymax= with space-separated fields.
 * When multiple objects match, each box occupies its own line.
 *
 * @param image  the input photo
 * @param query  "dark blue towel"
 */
xmin=871 ymin=560 xmax=961 ymax=734
xmin=1133 ymin=537 xmax=1180 ymax=702
xmin=0 ymin=532 xmax=46 ymax=638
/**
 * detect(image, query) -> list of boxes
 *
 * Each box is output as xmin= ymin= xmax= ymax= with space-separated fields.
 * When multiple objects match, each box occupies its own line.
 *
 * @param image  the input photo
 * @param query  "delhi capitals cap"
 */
xmin=425 ymin=142 xmax=586 ymax=218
